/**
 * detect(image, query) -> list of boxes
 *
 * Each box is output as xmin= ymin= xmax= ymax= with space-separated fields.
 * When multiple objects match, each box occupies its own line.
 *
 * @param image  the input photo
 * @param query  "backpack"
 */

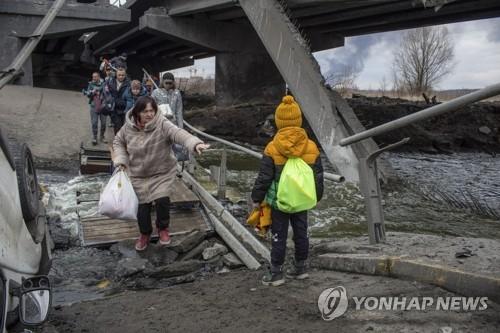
xmin=276 ymin=157 xmax=317 ymax=213
xmin=98 ymin=83 xmax=115 ymax=115
xmin=92 ymin=92 xmax=102 ymax=113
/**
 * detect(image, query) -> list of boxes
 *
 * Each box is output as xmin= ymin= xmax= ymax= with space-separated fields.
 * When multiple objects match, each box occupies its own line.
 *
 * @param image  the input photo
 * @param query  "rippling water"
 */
xmin=197 ymin=147 xmax=500 ymax=239
xmin=388 ymin=152 xmax=500 ymax=213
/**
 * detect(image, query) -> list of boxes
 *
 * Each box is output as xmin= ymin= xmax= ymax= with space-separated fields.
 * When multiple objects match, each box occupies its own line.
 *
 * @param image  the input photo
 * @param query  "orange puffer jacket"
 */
xmin=251 ymin=126 xmax=324 ymax=207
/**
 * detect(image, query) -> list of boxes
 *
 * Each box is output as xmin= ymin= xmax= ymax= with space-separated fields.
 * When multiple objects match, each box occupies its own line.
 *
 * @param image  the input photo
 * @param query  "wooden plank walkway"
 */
xmin=80 ymin=208 xmax=211 ymax=246
xmin=78 ymin=175 xmax=211 ymax=246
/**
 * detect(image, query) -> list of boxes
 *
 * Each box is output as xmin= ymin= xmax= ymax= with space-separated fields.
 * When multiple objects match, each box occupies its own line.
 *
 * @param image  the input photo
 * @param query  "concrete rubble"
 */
xmin=222 ymin=253 xmax=244 ymax=268
xmin=105 ymin=232 xmax=244 ymax=289
xmin=202 ymin=243 xmax=228 ymax=260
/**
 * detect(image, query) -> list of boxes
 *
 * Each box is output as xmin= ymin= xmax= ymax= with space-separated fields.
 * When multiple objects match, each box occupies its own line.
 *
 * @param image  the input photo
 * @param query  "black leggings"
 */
xmin=137 ymin=196 xmax=170 ymax=235
xmin=270 ymin=208 xmax=308 ymax=267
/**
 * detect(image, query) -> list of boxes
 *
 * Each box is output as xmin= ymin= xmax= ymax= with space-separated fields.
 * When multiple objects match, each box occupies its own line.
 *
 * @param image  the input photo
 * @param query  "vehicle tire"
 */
xmin=8 ymin=141 xmax=39 ymax=223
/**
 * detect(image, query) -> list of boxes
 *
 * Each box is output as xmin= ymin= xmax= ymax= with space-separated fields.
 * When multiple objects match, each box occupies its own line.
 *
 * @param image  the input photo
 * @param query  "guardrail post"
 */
xmin=217 ymin=148 xmax=227 ymax=200
xmin=359 ymin=138 xmax=409 ymax=244
xmin=208 ymin=149 xmax=227 ymax=199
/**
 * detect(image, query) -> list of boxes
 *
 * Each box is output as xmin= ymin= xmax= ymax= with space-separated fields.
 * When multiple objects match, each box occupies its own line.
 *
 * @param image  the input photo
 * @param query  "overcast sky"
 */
xmin=171 ymin=17 xmax=500 ymax=90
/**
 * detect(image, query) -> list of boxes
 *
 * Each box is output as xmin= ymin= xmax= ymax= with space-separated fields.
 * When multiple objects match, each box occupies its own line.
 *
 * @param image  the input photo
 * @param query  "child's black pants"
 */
xmin=270 ymin=208 xmax=308 ymax=267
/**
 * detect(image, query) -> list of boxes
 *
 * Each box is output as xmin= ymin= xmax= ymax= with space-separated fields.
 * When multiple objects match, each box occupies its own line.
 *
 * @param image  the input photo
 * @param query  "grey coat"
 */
xmin=113 ymin=109 xmax=202 ymax=203
xmin=151 ymin=88 xmax=184 ymax=128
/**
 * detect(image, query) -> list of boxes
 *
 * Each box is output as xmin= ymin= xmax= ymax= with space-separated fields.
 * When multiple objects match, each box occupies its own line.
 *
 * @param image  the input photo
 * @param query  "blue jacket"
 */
xmin=123 ymin=85 xmax=147 ymax=112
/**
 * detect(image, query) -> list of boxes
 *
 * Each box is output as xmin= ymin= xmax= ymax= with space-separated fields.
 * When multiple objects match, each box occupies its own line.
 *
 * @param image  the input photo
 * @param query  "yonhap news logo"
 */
xmin=317 ymin=286 xmax=349 ymax=321
xmin=318 ymin=286 xmax=488 ymax=320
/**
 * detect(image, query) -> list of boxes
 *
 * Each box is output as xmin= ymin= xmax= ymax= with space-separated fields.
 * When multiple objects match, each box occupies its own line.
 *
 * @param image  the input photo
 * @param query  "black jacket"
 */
xmin=108 ymin=78 xmax=130 ymax=114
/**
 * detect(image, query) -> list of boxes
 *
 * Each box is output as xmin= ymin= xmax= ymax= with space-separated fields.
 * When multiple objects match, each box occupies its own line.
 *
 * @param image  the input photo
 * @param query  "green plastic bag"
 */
xmin=277 ymin=157 xmax=317 ymax=213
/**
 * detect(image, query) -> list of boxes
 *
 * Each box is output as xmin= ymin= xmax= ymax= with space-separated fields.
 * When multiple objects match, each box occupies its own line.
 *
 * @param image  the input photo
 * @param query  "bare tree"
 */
xmin=378 ymin=75 xmax=388 ymax=95
xmin=326 ymin=65 xmax=359 ymax=97
xmin=392 ymin=26 xmax=455 ymax=96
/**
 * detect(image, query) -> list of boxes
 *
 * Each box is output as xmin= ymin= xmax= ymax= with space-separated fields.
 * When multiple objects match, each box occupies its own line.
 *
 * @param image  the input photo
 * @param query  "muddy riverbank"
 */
xmin=15 ymin=268 xmax=500 ymax=333
xmin=185 ymin=95 xmax=500 ymax=153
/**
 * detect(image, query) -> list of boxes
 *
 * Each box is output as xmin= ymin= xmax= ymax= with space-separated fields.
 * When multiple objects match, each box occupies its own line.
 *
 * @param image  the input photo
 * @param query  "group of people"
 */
xmin=83 ymin=62 xmax=184 ymax=145
xmin=84 ymin=55 xmax=324 ymax=287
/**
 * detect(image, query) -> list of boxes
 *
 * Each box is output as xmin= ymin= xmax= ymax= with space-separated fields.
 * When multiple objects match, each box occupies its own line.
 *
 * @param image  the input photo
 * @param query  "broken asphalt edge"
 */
xmin=312 ymin=253 xmax=500 ymax=304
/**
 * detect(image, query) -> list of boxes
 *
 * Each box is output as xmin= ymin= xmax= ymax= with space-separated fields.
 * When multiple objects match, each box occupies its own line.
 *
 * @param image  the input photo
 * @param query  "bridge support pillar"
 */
xmin=0 ymin=23 xmax=33 ymax=86
xmin=215 ymin=51 xmax=284 ymax=107
xmin=239 ymin=0 xmax=392 ymax=182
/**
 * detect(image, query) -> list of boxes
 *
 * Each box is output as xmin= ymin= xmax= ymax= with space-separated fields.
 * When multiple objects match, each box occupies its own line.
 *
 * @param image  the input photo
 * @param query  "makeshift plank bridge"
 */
xmin=77 ymin=143 xmax=269 ymax=270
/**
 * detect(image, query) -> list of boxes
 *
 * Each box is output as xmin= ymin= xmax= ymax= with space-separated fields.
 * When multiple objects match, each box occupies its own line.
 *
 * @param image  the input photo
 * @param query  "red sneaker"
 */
xmin=135 ymin=234 xmax=150 ymax=251
xmin=159 ymin=228 xmax=171 ymax=245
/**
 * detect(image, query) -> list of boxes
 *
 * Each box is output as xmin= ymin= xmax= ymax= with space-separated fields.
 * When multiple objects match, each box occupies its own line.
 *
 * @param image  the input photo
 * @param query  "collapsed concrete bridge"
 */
xmin=2 ymin=0 xmax=500 ymax=183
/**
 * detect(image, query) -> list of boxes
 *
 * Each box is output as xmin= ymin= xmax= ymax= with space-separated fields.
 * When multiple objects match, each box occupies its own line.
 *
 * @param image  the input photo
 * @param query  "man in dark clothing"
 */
xmin=251 ymin=95 xmax=324 ymax=287
xmin=107 ymin=67 xmax=130 ymax=134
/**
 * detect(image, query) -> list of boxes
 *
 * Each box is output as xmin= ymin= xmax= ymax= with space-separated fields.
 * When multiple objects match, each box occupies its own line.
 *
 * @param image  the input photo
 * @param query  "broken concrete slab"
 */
xmin=202 ymin=243 xmax=228 ymax=260
xmin=170 ymin=229 xmax=206 ymax=253
xmin=222 ymin=253 xmax=244 ymax=268
xmin=313 ymin=253 xmax=500 ymax=304
xmin=179 ymin=240 xmax=209 ymax=261
xmin=111 ymin=239 xmax=179 ymax=266
xmin=312 ymin=242 xmax=355 ymax=255
xmin=311 ymin=232 xmax=500 ymax=279
xmin=217 ymin=267 xmax=231 ymax=274
xmin=478 ymin=126 xmax=492 ymax=135
xmin=110 ymin=239 xmax=140 ymax=259
xmin=148 ymin=260 xmax=204 ymax=279
xmin=139 ymin=245 xmax=179 ymax=267
xmin=116 ymin=258 xmax=149 ymax=278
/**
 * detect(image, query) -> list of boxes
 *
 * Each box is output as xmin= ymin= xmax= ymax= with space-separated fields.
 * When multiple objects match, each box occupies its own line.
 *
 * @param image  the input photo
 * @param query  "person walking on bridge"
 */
xmin=113 ymin=96 xmax=210 ymax=251
xmin=107 ymin=67 xmax=131 ymax=134
xmin=82 ymin=72 xmax=106 ymax=145
xmin=151 ymin=72 xmax=184 ymax=128
xmin=251 ymin=95 xmax=324 ymax=286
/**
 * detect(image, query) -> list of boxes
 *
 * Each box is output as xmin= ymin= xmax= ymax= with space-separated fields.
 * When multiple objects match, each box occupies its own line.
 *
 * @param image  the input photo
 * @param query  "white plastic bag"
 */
xmin=98 ymin=170 xmax=138 ymax=220
xmin=158 ymin=103 xmax=174 ymax=120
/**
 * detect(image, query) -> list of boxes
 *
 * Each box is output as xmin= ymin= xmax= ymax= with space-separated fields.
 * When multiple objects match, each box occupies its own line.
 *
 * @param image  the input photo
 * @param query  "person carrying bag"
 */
xmin=112 ymin=95 xmax=210 ymax=251
xmin=251 ymin=95 xmax=324 ymax=287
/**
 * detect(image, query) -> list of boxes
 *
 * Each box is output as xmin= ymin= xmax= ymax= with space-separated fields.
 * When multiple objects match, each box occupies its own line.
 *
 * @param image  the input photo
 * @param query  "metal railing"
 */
xmin=184 ymin=120 xmax=345 ymax=183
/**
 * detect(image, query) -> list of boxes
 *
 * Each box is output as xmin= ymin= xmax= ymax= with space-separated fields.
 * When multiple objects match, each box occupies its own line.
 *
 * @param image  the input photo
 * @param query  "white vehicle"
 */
xmin=0 ymin=127 xmax=52 ymax=332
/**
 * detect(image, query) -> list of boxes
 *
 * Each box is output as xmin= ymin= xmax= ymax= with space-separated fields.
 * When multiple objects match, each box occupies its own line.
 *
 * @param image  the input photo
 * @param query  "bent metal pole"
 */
xmin=0 ymin=0 xmax=67 ymax=89
xmin=184 ymin=120 xmax=345 ymax=183
xmin=340 ymin=82 xmax=500 ymax=147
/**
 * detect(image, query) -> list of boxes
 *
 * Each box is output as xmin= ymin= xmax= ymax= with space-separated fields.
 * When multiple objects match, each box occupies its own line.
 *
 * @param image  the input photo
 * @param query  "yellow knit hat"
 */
xmin=275 ymin=95 xmax=302 ymax=129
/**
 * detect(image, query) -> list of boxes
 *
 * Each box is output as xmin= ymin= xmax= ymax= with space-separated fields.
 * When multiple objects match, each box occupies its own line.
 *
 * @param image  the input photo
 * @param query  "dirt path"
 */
xmin=19 ymin=269 xmax=500 ymax=333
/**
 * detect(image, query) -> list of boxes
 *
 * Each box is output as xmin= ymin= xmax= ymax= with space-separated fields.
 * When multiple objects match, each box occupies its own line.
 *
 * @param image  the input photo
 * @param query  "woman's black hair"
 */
xmin=131 ymin=95 xmax=158 ymax=121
